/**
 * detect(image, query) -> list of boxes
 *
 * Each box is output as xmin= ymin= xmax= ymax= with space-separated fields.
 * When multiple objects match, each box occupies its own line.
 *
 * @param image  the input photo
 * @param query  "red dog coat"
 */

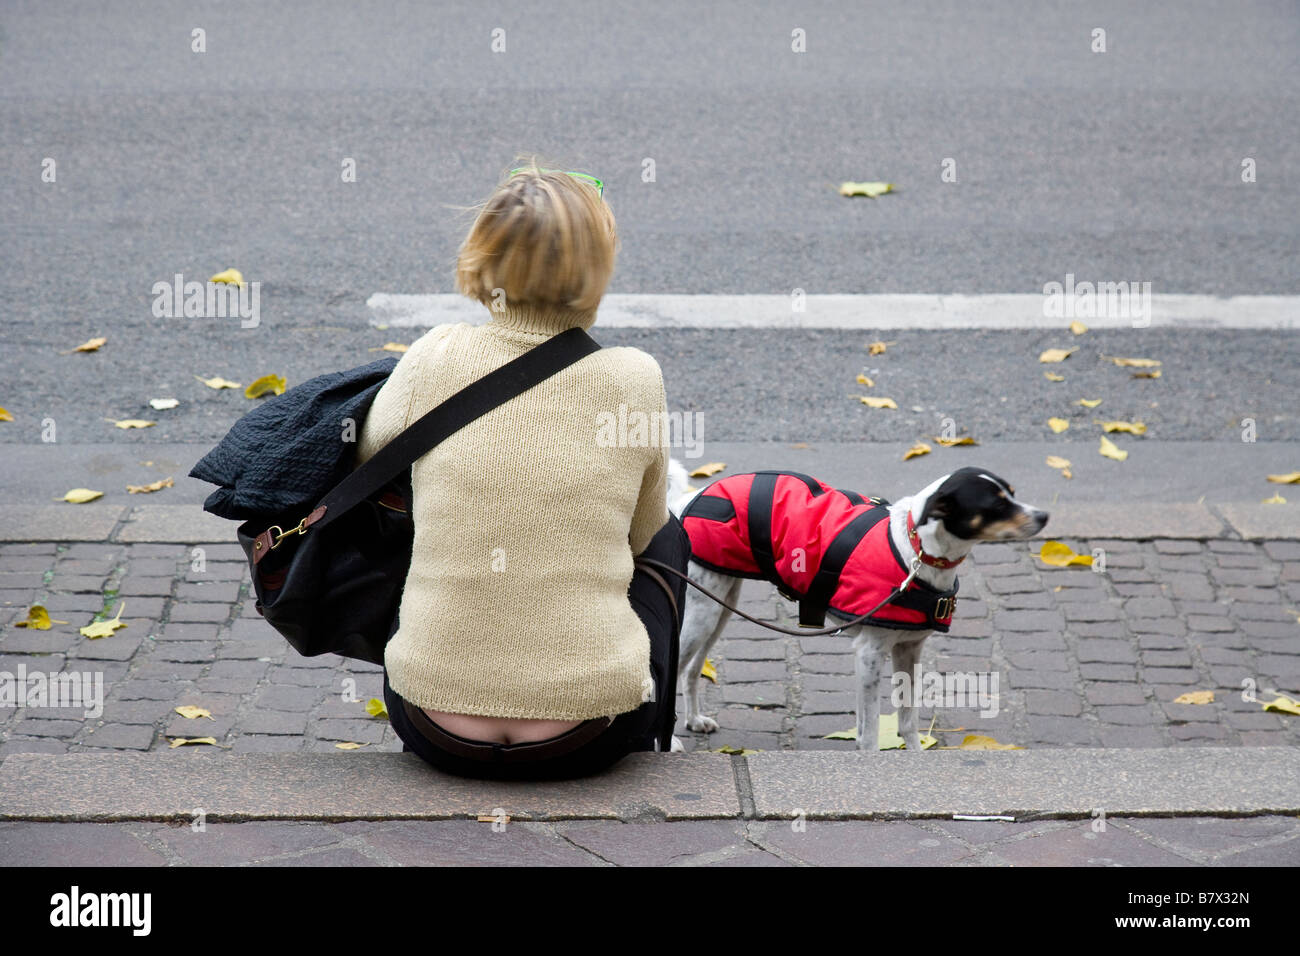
xmin=680 ymin=471 xmax=957 ymax=630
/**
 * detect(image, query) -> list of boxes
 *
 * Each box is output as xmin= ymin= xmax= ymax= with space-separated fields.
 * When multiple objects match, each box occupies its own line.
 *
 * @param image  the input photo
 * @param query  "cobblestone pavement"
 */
xmin=1 ymin=815 xmax=1297 ymax=866
xmin=1 ymin=538 xmax=1298 ymax=758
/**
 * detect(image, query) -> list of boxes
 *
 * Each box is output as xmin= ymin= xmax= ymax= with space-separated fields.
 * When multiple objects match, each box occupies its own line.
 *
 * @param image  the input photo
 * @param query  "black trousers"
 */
xmin=385 ymin=515 xmax=690 ymax=781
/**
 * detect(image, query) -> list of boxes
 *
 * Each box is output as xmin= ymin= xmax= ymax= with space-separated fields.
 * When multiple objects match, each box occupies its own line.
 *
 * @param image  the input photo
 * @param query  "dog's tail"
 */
xmin=666 ymin=458 xmax=691 ymax=515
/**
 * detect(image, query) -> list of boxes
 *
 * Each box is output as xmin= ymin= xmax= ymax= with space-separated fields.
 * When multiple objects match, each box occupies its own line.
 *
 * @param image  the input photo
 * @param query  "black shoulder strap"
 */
xmin=798 ymin=502 xmax=891 ymax=627
xmin=311 ymin=327 xmax=601 ymax=532
xmin=747 ymin=472 xmax=781 ymax=585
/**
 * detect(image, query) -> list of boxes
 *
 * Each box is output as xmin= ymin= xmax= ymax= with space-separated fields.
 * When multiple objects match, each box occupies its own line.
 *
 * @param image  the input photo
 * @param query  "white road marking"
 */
xmin=367 ymin=293 xmax=1299 ymax=330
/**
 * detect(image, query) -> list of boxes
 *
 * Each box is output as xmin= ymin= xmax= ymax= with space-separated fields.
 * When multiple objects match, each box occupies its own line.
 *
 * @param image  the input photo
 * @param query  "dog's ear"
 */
xmin=918 ymin=492 xmax=951 ymax=527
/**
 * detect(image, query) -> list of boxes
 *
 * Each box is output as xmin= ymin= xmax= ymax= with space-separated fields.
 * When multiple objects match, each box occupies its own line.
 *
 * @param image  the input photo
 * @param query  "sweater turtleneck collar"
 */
xmin=485 ymin=301 xmax=598 ymax=336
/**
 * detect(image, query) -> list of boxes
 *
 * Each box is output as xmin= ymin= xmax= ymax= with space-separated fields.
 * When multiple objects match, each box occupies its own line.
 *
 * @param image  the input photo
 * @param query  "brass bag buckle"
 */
xmin=267 ymin=516 xmax=309 ymax=550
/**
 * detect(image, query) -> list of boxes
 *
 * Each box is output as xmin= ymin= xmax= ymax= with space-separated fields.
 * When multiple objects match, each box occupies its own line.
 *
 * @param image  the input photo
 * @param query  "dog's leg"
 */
xmin=853 ymin=628 xmax=885 ymax=753
xmin=677 ymin=565 xmax=741 ymax=733
xmin=891 ymin=638 xmax=927 ymax=754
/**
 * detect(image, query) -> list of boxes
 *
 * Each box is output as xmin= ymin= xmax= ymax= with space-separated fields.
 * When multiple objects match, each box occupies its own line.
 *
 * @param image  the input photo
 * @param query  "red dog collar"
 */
xmin=906 ymin=512 xmax=966 ymax=569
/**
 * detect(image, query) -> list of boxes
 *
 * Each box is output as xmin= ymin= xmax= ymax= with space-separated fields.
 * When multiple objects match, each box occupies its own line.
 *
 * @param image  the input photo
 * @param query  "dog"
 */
xmin=667 ymin=462 xmax=1048 ymax=753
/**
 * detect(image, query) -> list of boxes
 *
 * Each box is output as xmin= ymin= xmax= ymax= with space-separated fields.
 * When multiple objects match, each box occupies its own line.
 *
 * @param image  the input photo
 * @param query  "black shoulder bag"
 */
xmin=237 ymin=327 xmax=604 ymax=666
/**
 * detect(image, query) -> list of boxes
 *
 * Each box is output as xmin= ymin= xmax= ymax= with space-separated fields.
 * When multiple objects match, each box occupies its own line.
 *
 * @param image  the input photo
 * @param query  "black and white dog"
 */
xmin=666 ymin=462 xmax=1048 ymax=753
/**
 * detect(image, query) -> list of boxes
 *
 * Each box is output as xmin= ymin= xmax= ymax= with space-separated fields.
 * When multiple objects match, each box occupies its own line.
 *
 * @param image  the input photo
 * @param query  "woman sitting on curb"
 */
xmin=354 ymin=158 xmax=689 ymax=780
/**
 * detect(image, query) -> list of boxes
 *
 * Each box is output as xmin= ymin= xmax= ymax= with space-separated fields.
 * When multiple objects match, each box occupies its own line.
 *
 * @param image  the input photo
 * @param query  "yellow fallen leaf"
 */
xmin=856 ymin=373 xmax=874 ymax=387
xmin=196 ymin=375 xmax=241 ymax=389
xmin=245 ymin=374 xmax=287 ymax=399
xmin=1038 ymin=540 xmax=1093 ymax=567
xmin=108 ymin=418 xmax=156 ymax=429
xmin=1076 ymin=398 xmax=1102 ymax=408
xmin=903 ymin=442 xmax=932 ymax=461
xmin=689 ymin=462 xmax=726 ymax=478
xmin=209 ymin=268 xmax=246 ymax=288
xmin=1132 ymin=369 xmax=1162 ymax=379
xmin=714 ymin=746 xmax=761 ymax=755
xmin=1068 ymin=320 xmax=1088 ymax=335
xmin=822 ymin=713 xmax=936 ymax=750
xmin=1096 ymin=420 xmax=1147 ymax=434
xmin=174 ymin=705 xmax=214 ymax=720
xmin=12 ymin=605 xmax=69 ymax=629
xmin=1047 ymin=418 xmax=1069 ymax=433
xmin=0 ymin=407 xmax=12 ymax=421
xmin=1263 ymin=493 xmax=1287 ymax=504
xmin=149 ymin=398 xmax=179 ymax=410
xmin=1102 ymin=355 xmax=1161 ymax=368
xmin=789 ymin=442 xmax=809 ymax=450
xmin=839 ymin=181 xmax=893 ymax=198
xmin=169 ymin=737 xmax=219 ymax=748
xmin=334 ymin=741 xmax=367 ymax=750
xmin=1043 ymin=372 xmax=1065 ymax=382
xmin=368 ymin=342 xmax=409 ymax=353
xmin=1263 ymin=695 xmax=1300 ymax=716
xmin=1266 ymin=472 xmax=1300 ymax=484
xmin=71 ymin=336 xmax=107 ymax=353
xmin=126 ymin=477 xmax=174 ymax=494
xmin=365 ymin=698 xmax=389 ymax=718
xmin=1045 ymin=455 xmax=1071 ymax=469
xmin=1038 ymin=347 xmax=1076 ymax=363
xmin=1061 ymin=467 xmax=1073 ymax=479
xmin=933 ymin=436 xmax=978 ymax=447
xmin=957 ymin=734 xmax=1023 ymax=750
xmin=1099 ymin=435 xmax=1128 ymax=461
xmin=700 ymin=658 xmax=718 ymax=683
xmin=1174 ymin=691 xmax=1215 ymax=705
xmin=867 ymin=340 xmax=895 ymax=355
xmin=80 ymin=601 xmax=127 ymax=638
xmin=57 ymin=488 xmax=103 ymax=503
xmin=859 ymin=396 xmax=898 ymax=409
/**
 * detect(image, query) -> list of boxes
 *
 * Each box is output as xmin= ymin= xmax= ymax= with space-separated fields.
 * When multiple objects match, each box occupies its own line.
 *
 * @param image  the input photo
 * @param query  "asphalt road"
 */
xmin=1 ymin=1 xmax=1297 ymax=450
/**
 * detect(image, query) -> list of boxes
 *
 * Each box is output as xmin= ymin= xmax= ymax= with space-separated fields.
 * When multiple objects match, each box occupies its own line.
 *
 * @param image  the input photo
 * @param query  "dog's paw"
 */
xmin=686 ymin=714 xmax=719 ymax=733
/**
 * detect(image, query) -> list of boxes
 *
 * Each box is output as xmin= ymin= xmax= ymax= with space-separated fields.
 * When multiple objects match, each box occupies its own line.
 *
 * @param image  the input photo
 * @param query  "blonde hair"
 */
xmin=454 ymin=156 xmax=619 ymax=314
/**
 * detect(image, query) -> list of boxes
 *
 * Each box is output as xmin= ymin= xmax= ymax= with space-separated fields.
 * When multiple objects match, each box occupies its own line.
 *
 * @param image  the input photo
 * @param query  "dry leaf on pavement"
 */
xmin=174 ymin=705 xmax=214 ymax=720
xmin=1097 ymin=420 xmax=1147 ymax=434
xmin=245 ymin=374 xmax=287 ymax=399
xmin=12 ymin=605 xmax=69 ymax=629
xmin=196 ymin=375 xmax=241 ymax=389
xmin=126 ymin=477 xmax=174 ymax=494
xmin=80 ymin=602 xmax=127 ymax=638
xmin=209 ymin=268 xmax=246 ymax=288
xmin=903 ymin=442 xmax=932 ymax=461
xmin=57 ymin=488 xmax=103 ymax=503
xmin=1102 ymin=355 xmax=1161 ymax=368
xmin=839 ymin=181 xmax=893 ymax=198
xmin=1038 ymin=541 xmax=1093 ymax=567
xmin=1099 ymin=436 xmax=1128 ymax=461
xmin=689 ymin=462 xmax=726 ymax=478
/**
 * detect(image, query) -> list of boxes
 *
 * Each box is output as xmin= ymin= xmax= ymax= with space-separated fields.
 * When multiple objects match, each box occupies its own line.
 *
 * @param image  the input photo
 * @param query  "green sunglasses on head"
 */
xmin=508 ymin=167 xmax=604 ymax=197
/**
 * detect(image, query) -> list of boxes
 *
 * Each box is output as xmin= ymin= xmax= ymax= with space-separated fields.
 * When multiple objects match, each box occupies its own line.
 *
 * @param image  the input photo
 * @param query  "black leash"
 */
xmin=636 ymin=555 xmax=924 ymax=638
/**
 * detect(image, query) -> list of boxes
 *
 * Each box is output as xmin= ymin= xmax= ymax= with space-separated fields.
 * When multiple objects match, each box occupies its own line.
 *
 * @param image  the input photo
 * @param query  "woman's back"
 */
xmin=355 ymin=300 xmax=669 ymax=724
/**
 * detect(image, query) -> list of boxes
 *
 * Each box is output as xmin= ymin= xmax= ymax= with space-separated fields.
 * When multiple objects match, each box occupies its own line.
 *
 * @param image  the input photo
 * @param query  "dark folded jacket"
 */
xmin=189 ymin=357 xmax=398 ymax=520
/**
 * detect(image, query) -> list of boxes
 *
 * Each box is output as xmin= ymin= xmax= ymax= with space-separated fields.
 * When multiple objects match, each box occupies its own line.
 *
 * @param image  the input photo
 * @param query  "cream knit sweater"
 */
xmin=354 ymin=303 xmax=670 ymax=720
